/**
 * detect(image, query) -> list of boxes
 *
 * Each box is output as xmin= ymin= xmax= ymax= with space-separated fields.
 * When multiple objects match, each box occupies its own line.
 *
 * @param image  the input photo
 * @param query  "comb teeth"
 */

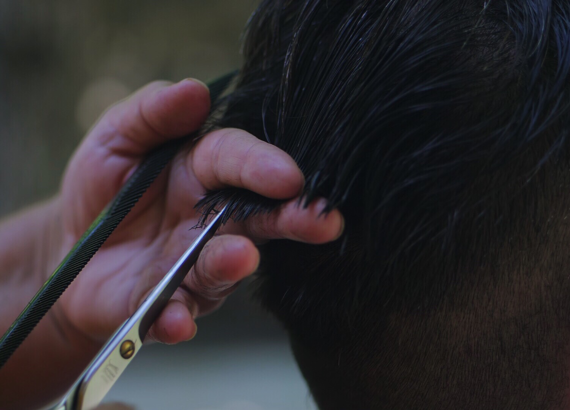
xmin=0 ymin=71 xmax=237 ymax=370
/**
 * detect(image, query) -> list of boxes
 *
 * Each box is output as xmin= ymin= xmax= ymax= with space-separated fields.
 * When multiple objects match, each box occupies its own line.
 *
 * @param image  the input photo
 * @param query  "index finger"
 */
xmin=189 ymin=128 xmax=305 ymax=199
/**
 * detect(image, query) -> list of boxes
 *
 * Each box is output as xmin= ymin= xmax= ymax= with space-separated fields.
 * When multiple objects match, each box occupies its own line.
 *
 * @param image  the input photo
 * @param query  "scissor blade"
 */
xmin=56 ymin=207 xmax=227 ymax=410
xmin=137 ymin=205 xmax=228 ymax=340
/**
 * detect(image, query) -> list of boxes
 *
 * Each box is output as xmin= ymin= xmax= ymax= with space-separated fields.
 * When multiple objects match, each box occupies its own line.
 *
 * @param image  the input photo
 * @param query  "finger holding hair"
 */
xmin=189 ymin=128 xmax=344 ymax=244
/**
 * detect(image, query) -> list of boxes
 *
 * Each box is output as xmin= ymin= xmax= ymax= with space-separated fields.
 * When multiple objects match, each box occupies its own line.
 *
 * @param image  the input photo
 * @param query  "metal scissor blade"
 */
xmin=50 ymin=207 xmax=227 ymax=410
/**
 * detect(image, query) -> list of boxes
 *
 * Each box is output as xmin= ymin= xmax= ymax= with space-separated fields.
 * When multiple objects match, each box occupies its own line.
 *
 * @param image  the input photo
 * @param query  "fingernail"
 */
xmin=315 ymin=199 xmax=345 ymax=240
xmin=184 ymin=78 xmax=209 ymax=94
xmin=316 ymin=198 xmax=330 ymax=214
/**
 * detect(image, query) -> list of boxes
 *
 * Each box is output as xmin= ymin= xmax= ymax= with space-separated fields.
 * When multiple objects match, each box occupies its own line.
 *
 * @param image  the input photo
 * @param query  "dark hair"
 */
xmin=200 ymin=1 xmax=570 ymax=408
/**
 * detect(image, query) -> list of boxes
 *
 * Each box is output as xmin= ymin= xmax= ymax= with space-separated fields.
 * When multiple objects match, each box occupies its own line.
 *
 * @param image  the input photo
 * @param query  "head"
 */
xmin=200 ymin=0 xmax=570 ymax=408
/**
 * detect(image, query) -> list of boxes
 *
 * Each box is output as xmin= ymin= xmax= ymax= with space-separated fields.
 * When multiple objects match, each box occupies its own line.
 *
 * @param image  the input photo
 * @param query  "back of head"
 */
xmin=201 ymin=0 xmax=570 ymax=408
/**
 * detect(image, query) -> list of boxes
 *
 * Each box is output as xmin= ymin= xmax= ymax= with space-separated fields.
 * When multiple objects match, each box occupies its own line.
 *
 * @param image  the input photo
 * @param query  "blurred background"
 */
xmin=0 ymin=1 xmax=317 ymax=409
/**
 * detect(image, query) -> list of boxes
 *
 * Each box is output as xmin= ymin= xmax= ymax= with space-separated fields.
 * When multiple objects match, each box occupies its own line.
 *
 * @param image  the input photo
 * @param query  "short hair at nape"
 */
xmin=199 ymin=1 xmax=570 ymax=408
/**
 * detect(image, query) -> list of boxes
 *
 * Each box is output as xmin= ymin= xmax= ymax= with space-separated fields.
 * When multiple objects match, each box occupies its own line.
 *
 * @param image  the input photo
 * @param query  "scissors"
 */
xmin=47 ymin=205 xmax=227 ymax=410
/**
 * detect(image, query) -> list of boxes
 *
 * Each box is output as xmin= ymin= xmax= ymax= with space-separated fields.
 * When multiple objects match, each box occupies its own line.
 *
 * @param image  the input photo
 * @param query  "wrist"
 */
xmin=0 ymin=196 xmax=99 ymax=407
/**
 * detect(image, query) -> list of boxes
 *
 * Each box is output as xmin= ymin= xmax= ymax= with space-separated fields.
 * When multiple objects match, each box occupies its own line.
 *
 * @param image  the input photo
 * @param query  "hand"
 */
xmin=52 ymin=79 xmax=344 ymax=350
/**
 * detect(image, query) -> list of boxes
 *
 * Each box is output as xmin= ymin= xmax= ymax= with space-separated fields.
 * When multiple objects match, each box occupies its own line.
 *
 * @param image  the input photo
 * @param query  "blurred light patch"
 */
xmin=76 ymin=77 xmax=131 ymax=133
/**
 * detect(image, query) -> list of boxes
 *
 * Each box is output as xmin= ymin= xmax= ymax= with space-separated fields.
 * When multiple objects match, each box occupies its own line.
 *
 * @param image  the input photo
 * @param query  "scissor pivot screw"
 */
xmin=120 ymin=340 xmax=135 ymax=359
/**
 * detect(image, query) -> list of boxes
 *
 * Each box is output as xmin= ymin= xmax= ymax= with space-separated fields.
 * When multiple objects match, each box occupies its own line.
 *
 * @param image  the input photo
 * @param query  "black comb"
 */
xmin=0 ymin=71 xmax=237 ymax=370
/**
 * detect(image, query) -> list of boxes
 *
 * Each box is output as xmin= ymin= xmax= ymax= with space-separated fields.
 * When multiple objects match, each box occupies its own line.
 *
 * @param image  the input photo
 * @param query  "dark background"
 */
xmin=0 ymin=0 xmax=252 ymax=215
xmin=0 ymin=2 xmax=316 ymax=408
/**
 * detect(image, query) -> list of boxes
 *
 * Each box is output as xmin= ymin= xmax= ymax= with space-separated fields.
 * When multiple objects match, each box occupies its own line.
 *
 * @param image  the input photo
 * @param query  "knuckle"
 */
xmin=284 ymin=207 xmax=301 ymax=239
xmin=191 ymin=130 xmax=227 ymax=188
xmin=250 ymin=212 xmax=278 ymax=239
xmin=195 ymin=128 xmax=262 ymax=190
xmin=196 ymin=241 xmax=213 ymax=278
xmin=240 ymin=140 xmax=263 ymax=184
xmin=189 ymin=237 xmax=238 ymax=300
xmin=192 ymin=255 xmax=218 ymax=291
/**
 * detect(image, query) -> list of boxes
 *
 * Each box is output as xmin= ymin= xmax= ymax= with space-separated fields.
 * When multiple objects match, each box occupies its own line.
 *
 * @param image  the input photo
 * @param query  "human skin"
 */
xmin=0 ymin=79 xmax=344 ymax=409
